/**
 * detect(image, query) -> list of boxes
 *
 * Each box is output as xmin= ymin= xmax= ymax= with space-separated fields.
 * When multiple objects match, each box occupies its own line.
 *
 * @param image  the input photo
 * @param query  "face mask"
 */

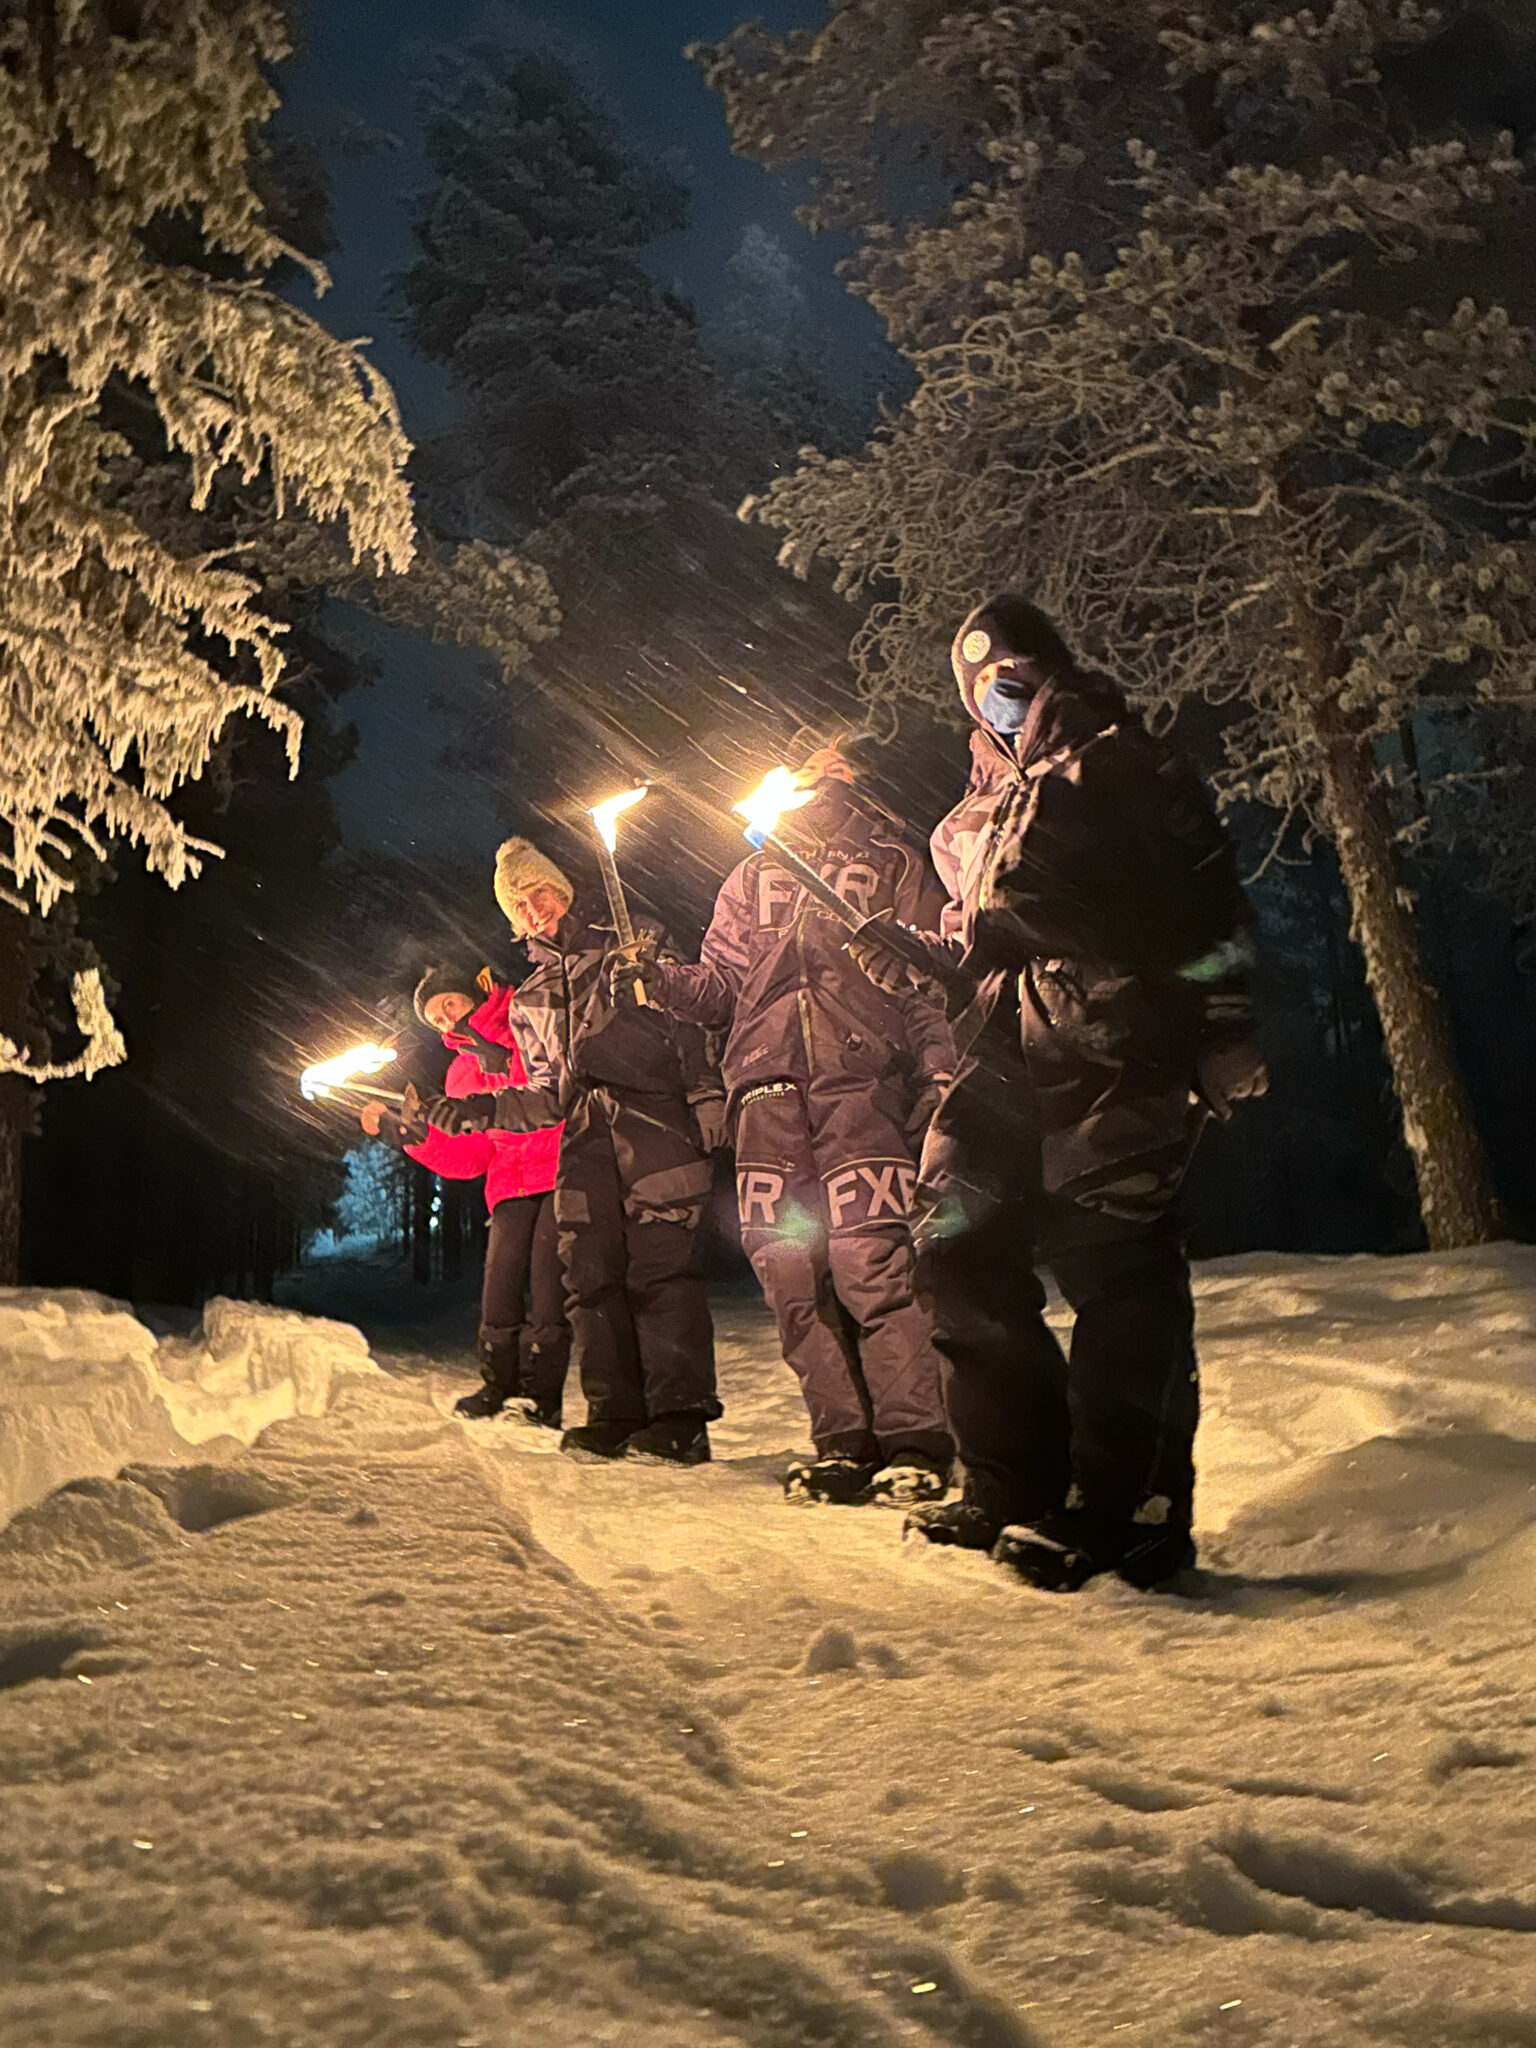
xmin=978 ymin=673 xmax=1034 ymax=733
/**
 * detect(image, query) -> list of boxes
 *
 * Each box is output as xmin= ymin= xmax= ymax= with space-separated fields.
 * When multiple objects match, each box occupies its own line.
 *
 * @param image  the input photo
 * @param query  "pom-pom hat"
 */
xmin=493 ymin=837 xmax=575 ymax=926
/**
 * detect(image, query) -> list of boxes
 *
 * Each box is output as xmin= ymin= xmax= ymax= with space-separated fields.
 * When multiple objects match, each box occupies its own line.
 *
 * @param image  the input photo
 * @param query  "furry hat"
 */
xmin=951 ymin=595 xmax=1076 ymax=720
xmin=493 ymin=837 xmax=575 ymax=925
xmin=412 ymin=963 xmax=483 ymax=1025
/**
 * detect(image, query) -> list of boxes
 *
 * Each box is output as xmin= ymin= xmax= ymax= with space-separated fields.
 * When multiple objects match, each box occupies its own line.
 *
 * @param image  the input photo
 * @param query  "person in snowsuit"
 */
xmin=850 ymin=595 xmax=1266 ymax=1591
xmin=363 ymin=965 xmax=570 ymax=1424
xmin=614 ymin=745 xmax=956 ymax=1507
xmin=429 ymin=839 xmax=725 ymax=1466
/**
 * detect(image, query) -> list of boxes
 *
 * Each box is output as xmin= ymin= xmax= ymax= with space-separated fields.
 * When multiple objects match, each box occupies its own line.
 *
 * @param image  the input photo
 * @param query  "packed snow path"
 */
xmin=1 ymin=1251 xmax=1534 ymax=2047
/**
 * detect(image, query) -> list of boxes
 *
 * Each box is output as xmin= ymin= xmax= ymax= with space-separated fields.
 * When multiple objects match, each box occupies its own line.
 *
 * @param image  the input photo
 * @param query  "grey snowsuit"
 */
xmin=648 ymin=779 xmax=954 ymax=1465
xmin=451 ymin=905 xmax=724 ymax=1430
xmin=904 ymin=678 xmax=1254 ymax=1541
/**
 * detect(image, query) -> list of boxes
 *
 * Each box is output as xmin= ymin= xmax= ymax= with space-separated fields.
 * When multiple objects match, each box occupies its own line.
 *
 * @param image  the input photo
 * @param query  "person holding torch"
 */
xmin=612 ymin=739 xmax=956 ymax=1509
xmin=846 ymin=596 xmax=1266 ymax=1592
xmin=358 ymin=963 xmax=570 ymax=1427
xmin=426 ymin=835 xmax=725 ymax=1466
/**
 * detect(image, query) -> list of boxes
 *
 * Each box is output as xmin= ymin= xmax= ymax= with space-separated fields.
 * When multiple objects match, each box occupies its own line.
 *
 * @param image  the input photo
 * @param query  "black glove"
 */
xmin=463 ymin=1032 xmax=511 ymax=1076
xmin=608 ymin=938 xmax=666 ymax=1010
xmin=846 ymin=908 xmax=912 ymax=993
xmin=847 ymin=908 xmax=961 ymax=1001
xmin=426 ymin=1092 xmax=497 ymax=1136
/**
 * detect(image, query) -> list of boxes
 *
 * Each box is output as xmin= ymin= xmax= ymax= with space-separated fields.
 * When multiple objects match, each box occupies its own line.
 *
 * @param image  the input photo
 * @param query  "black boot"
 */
xmin=784 ymin=1455 xmax=878 ymax=1505
xmin=992 ymin=1509 xmax=1197 ymax=1592
xmin=624 ymin=1412 xmax=712 ymax=1466
xmin=991 ymin=1515 xmax=1104 ymax=1591
xmin=866 ymin=1448 xmax=951 ymax=1509
xmin=504 ymin=1397 xmax=563 ymax=1430
xmin=990 ymin=1509 xmax=1143 ymax=1592
xmin=1116 ymin=1523 xmax=1197 ymax=1590
xmin=902 ymin=1468 xmax=1035 ymax=1549
xmin=903 ymin=1497 xmax=1000 ymax=1549
xmin=559 ymin=1418 xmax=644 ymax=1462
xmin=454 ymin=1386 xmax=507 ymax=1420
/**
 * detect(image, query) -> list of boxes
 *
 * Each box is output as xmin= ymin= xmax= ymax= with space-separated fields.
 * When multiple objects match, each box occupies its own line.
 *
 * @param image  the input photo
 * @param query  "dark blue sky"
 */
xmin=285 ymin=0 xmax=844 ymax=431
xmin=282 ymin=0 xmax=854 ymax=858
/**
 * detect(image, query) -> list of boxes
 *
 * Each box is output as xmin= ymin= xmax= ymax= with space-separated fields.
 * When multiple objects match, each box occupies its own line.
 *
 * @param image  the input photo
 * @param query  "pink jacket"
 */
xmin=405 ymin=984 xmax=562 ymax=1210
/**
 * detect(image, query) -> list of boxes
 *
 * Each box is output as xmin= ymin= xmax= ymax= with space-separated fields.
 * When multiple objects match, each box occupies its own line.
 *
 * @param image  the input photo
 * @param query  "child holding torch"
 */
xmin=359 ymin=963 xmax=570 ymax=1425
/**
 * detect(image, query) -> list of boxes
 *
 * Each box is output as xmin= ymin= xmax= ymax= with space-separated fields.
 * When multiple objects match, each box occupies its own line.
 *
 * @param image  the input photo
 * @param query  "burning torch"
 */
xmin=589 ymin=785 xmax=650 ymax=1005
xmin=299 ymin=1042 xmax=405 ymax=1104
xmin=733 ymin=767 xmax=964 ymax=997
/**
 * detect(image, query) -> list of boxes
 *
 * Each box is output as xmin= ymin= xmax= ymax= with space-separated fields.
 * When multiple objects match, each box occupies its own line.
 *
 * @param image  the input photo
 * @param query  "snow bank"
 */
xmin=1193 ymin=1244 xmax=1536 ymax=1530
xmin=0 ymin=1290 xmax=387 ymax=1527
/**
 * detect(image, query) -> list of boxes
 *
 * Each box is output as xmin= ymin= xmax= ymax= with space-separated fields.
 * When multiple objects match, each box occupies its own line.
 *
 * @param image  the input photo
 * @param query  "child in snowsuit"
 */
xmin=429 ymin=840 xmax=725 ymax=1467
xmin=615 ymin=746 xmax=956 ymax=1507
xmin=361 ymin=965 xmax=570 ymax=1424
xmin=851 ymin=596 xmax=1265 ymax=1591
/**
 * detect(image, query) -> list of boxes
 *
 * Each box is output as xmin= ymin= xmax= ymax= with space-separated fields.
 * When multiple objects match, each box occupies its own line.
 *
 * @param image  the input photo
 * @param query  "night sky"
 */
xmin=282 ymin=1 xmax=852 ymax=862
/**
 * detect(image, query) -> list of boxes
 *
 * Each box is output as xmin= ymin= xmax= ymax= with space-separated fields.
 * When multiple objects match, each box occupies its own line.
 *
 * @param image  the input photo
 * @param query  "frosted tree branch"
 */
xmin=0 ymin=971 xmax=125 ymax=1082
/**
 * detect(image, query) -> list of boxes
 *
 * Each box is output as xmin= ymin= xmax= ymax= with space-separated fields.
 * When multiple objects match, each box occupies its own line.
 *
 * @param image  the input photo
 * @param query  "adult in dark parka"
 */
xmin=429 ymin=838 xmax=725 ymax=1467
xmin=850 ymin=596 xmax=1266 ymax=1590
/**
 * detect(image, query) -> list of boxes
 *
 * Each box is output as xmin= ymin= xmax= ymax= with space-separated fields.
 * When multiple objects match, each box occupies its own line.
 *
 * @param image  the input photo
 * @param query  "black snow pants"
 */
xmin=555 ymin=1085 xmax=719 ymax=1427
xmin=734 ymin=1071 xmax=951 ymax=1466
xmin=478 ymin=1190 xmax=571 ymax=1414
xmin=912 ymin=1021 xmax=1198 ymax=1538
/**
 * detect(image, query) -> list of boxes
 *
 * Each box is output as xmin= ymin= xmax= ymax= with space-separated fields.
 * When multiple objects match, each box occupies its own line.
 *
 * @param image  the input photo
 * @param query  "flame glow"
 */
xmin=733 ymin=766 xmax=815 ymax=843
xmin=300 ymin=1042 xmax=397 ymax=1101
xmin=589 ymin=785 xmax=649 ymax=852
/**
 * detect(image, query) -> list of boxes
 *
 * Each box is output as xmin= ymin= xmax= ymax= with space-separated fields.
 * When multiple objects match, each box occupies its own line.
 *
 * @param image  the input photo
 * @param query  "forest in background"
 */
xmin=10 ymin=1 xmax=1536 ymax=1303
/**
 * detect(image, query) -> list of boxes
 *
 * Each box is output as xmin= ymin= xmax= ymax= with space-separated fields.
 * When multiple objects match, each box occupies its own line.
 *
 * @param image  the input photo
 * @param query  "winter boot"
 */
xmin=990 ymin=1510 xmax=1127 ymax=1592
xmin=559 ymin=1418 xmax=644 ymax=1462
xmin=454 ymin=1386 xmax=507 ymax=1420
xmin=624 ymin=1412 xmax=712 ymax=1466
xmin=504 ymin=1397 xmax=563 ymax=1431
xmin=1116 ymin=1523 xmax=1197 ymax=1590
xmin=993 ymin=1510 xmax=1197 ymax=1592
xmin=903 ymin=1497 xmax=1001 ymax=1551
xmin=784 ymin=1455 xmax=879 ymax=1506
xmin=866 ymin=1449 xmax=951 ymax=1510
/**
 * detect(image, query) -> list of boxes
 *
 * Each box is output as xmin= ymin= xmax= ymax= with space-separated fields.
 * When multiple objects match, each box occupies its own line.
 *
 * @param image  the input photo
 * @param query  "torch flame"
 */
xmin=734 ymin=766 xmax=816 ymax=843
xmin=589 ymin=785 xmax=649 ymax=852
xmin=300 ymin=1041 xmax=397 ymax=1102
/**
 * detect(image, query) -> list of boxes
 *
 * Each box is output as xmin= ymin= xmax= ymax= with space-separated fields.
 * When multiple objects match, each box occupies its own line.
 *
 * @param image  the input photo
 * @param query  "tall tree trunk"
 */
xmin=1272 ymin=498 xmax=1500 ymax=1250
xmin=1315 ymin=712 xmax=1500 ymax=1248
xmin=0 ymin=1089 xmax=21 ymax=1285
xmin=0 ymin=905 xmax=33 ymax=1283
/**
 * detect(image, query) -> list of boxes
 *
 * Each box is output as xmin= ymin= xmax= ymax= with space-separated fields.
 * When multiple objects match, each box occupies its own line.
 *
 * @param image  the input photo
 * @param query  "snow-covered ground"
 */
xmin=2 ymin=1248 xmax=1534 ymax=2046
xmin=0 ymin=1290 xmax=385 ymax=1526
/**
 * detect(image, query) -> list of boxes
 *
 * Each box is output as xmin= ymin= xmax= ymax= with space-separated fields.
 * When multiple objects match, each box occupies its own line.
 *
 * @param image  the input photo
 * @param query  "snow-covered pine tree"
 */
xmin=395 ymin=40 xmax=714 ymax=542
xmin=697 ymin=0 xmax=1536 ymax=1249
xmin=0 ymin=0 xmax=415 ymax=951
xmin=391 ymin=36 xmax=944 ymax=937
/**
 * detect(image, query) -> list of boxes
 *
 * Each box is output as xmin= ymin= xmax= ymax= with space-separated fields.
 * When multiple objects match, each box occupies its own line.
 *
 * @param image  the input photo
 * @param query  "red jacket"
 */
xmin=405 ymin=984 xmax=561 ymax=1210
